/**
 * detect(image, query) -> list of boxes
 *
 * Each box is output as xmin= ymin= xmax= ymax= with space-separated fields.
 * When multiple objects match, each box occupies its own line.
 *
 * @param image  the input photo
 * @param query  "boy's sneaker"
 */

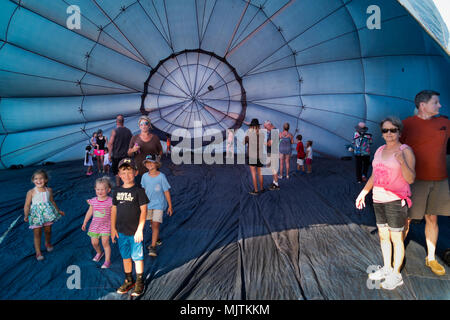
xmin=147 ymin=239 xmax=162 ymax=250
xmin=116 ymin=279 xmax=135 ymax=294
xmin=269 ymin=183 xmax=280 ymax=190
xmin=148 ymin=246 xmax=157 ymax=257
xmin=368 ymin=265 xmax=392 ymax=281
xmin=381 ymin=272 xmax=403 ymax=290
xmin=131 ymin=279 xmax=144 ymax=297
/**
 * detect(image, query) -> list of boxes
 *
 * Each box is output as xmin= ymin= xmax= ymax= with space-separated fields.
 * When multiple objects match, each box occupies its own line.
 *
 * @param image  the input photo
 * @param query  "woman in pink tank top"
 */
xmin=355 ymin=116 xmax=415 ymax=290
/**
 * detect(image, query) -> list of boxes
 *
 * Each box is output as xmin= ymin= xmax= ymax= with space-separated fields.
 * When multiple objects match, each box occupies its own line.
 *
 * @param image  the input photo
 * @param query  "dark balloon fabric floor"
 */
xmin=0 ymin=156 xmax=448 ymax=300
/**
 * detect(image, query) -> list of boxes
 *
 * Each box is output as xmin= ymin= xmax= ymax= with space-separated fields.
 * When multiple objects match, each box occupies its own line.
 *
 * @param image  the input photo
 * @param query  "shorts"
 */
xmin=117 ymin=233 xmax=144 ymax=261
xmin=265 ymin=153 xmax=278 ymax=174
xmin=94 ymin=149 xmax=105 ymax=156
xmin=112 ymin=157 xmax=127 ymax=176
xmin=408 ymin=179 xmax=450 ymax=219
xmin=87 ymin=231 xmax=110 ymax=238
xmin=246 ymin=157 xmax=263 ymax=167
xmin=297 ymin=158 xmax=304 ymax=166
xmin=29 ymin=222 xmax=53 ymax=229
xmin=373 ymin=200 xmax=408 ymax=232
xmin=306 ymin=158 xmax=312 ymax=165
xmin=146 ymin=209 xmax=164 ymax=223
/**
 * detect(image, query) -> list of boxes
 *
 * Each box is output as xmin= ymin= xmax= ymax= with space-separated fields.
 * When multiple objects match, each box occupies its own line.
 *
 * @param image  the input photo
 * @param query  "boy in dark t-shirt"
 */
xmin=111 ymin=158 xmax=149 ymax=297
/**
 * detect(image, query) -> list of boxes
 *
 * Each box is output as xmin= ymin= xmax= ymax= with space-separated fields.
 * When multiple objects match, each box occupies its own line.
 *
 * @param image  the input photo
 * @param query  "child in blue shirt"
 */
xmin=141 ymin=154 xmax=173 ymax=257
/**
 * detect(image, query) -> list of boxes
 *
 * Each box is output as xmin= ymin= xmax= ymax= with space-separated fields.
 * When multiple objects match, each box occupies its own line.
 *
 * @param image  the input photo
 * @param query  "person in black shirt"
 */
xmin=111 ymin=158 xmax=149 ymax=297
xmin=108 ymin=115 xmax=133 ymax=186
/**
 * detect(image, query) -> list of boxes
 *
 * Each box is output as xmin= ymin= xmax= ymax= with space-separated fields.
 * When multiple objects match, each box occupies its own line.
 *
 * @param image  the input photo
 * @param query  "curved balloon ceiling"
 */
xmin=0 ymin=0 xmax=449 ymax=168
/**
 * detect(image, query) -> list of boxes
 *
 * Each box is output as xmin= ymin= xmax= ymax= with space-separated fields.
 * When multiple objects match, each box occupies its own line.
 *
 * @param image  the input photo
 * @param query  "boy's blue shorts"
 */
xmin=117 ymin=233 xmax=144 ymax=261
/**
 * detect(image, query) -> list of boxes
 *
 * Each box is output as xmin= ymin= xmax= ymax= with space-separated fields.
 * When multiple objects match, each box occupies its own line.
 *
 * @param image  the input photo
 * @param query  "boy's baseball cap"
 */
xmin=142 ymin=154 xmax=160 ymax=165
xmin=118 ymin=158 xmax=137 ymax=170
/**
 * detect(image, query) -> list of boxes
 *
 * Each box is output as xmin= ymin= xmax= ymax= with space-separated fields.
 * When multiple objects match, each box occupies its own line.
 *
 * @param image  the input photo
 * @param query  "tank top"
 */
xmin=372 ymin=144 xmax=412 ymax=206
xmin=97 ymin=136 xmax=106 ymax=150
xmin=32 ymin=187 xmax=50 ymax=205
xmin=112 ymin=126 xmax=132 ymax=158
xmin=279 ymin=133 xmax=292 ymax=154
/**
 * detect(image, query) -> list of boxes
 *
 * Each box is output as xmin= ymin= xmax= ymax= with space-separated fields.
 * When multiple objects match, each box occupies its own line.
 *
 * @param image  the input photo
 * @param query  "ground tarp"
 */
xmin=0 ymin=157 xmax=449 ymax=300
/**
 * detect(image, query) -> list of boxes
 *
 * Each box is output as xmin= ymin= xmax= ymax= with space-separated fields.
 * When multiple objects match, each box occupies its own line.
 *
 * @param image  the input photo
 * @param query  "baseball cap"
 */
xmin=118 ymin=158 xmax=137 ymax=170
xmin=142 ymin=154 xmax=160 ymax=165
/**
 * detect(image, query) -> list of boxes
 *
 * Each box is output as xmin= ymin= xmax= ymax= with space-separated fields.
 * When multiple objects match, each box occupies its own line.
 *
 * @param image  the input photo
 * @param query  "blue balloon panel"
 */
xmin=0 ymin=0 xmax=449 ymax=168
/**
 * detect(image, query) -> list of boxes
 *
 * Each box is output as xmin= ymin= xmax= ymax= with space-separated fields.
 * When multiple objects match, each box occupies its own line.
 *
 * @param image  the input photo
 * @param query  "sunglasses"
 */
xmin=140 ymin=121 xmax=150 ymax=126
xmin=381 ymin=128 xmax=399 ymax=133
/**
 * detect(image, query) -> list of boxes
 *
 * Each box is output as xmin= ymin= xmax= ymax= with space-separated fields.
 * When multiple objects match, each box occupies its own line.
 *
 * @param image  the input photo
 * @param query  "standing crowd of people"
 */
xmin=23 ymin=90 xmax=448 ymax=296
xmin=242 ymin=90 xmax=449 ymax=290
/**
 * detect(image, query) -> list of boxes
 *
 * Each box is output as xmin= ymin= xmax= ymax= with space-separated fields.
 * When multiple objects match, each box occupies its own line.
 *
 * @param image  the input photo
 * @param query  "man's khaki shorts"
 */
xmin=408 ymin=179 xmax=450 ymax=219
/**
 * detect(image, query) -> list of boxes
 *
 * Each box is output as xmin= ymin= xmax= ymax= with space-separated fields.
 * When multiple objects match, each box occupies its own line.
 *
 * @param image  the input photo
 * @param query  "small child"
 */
xmin=85 ymin=145 xmax=94 ymax=176
xmin=296 ymin=135 xmax=306 ymax=173
xmin=226 ymin=129 xmax=234 ymax=158
xmin=306 ymin=140 xmax=313 ymax=173
xmin=91 ymin=132 xmax=98 ymax=162
xmin=82 ymin=177 xmax=113 ymax=268
xmin=141 ymin=154 xmax=173 ymax=257
xmin=103 ymin=147 xmax=112 ymax=174
xmin=166 ymin=134 xmax=171 ymax=157
xmin=24 ymin=169 xmax=65 ymax=260
xmin=111 ymin=158 xmax=149 ymax=297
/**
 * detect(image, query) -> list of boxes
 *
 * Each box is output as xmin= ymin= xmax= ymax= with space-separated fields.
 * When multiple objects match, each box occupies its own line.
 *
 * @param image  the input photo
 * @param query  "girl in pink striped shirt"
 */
xmin=82 ymin=177 xmax=113 ymax=268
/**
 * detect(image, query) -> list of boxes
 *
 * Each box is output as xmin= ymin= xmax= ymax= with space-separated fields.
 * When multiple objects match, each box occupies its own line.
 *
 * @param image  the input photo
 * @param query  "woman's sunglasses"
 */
xmin=381 ymin=128 xmax=399 ymax=133
xmin=140 ymin=121 xmax=150 ymax=126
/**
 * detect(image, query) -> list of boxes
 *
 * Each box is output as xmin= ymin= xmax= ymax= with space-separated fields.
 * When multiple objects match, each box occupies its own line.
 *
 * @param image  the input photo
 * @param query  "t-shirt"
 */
xmin=245 ymin=130 xmax=264 ymax=162
xmin=401 ymin=115 xmax=449 ymax=180
xmin=87 ymin=197 xmax=113 ymax=235
xmin=129 ymin=134 xmax=163 ymax=175
xmin=306 ymin=146 xmax=313 ymax=160
xmin=141 ymin=172 xmax=171 ymax=211
xmin=112 ymin=126 xmax=132 ymax=159
xmin=112 ymin=185 xmax=149 ymax=236
xmin=296 ymin=141 xmax=305 ymax=159
xmin=352 ymin=131 xmax=373 ymax=156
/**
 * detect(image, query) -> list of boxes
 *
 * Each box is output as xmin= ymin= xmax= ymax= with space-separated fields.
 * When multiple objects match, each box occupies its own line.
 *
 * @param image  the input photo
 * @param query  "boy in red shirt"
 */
xmin=296 ymin=135 xmax=306 ymax=173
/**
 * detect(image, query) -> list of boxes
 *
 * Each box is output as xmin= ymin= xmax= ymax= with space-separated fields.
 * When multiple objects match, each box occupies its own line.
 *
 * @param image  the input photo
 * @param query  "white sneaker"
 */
xmin=368 ymin=265 xmax=392 ymax=281
xmin=381 ymin=272 xmax=403 ymax=290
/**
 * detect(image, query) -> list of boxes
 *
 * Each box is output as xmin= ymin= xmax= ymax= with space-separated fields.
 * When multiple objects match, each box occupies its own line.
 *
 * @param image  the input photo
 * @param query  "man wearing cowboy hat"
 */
xmin=352 ymin=121 xmax=373 ymax=183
